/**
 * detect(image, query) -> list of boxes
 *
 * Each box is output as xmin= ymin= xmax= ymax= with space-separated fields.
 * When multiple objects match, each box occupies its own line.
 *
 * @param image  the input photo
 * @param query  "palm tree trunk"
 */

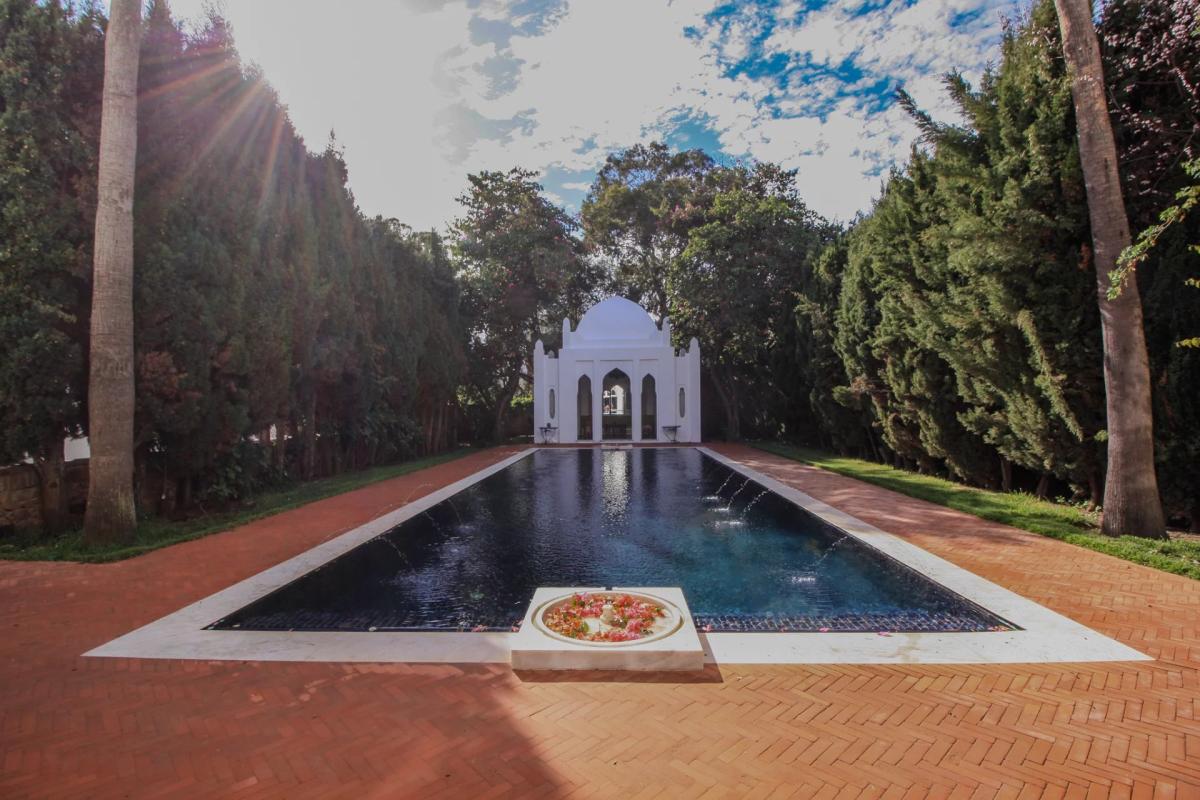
xmin=84 ymin=0 xmax=142 ymax=545
xmin=1053 ymin=0 xmax=1166 ymax=539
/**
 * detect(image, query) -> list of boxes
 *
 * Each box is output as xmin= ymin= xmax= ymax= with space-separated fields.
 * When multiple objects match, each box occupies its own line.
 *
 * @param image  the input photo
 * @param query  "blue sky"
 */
xmin=170 ymin=0 xmax=1023 ymax=228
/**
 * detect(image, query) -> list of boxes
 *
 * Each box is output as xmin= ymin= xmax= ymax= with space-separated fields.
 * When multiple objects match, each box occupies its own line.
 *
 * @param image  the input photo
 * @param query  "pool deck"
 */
xmin=1 ymin=443 xmax=1197 ymax=798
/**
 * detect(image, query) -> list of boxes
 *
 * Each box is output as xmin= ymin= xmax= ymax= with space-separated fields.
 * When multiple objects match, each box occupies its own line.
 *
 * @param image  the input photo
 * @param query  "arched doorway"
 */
xmin=601 ymin=369 xmax=632 ymax=440
xmin=641 ymin=374 xmax=657 ymax=439
xmin=577 ymin=375 xmax=592 ymax=440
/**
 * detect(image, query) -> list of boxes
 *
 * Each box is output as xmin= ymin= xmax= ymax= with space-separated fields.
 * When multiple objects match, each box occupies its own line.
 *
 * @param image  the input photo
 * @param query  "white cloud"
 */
xmin=163 ymin=0 xmax=1019 ymax=228
xmin=710 ymin=0 xmax=1020 ymax=218
xmin=762 ymin=0 xmax=1015 ymax=120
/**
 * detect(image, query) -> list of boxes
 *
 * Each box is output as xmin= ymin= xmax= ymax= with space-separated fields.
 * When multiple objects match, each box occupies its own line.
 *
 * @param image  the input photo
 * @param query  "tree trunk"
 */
xmin=709 ymin=367 xmax=740 ymax=440
xmin=434 ymin=402 xmax=443 ymax=453
xmin=273 ymin=422 xmax=287 ymax=471
xmin=1053 ymin=0 xmax=1166 ymax=539
xmin=491 ymin=375 xmax=520 ymax=443
xmin=492 ymin=391 xmax=514 ymax=443
xmin=84 ymin=0 xmax=142 ymax=546
xmin=1035 ymin=472 xmax=1051 ymax=500
xmin=177 ymin=475 xmax=192 ymax=511
xmin=1000 ymin=457 xmax=1013 ymax=493
xmin=1088 ymin=469 xmax=1103 ymax=508
xmin=302 ymin=397 xmax=317 ymax=480
xmin=433 ymin=402 xmax=446 ymax=453
xmin=863 ymin=425 xmax=881 ymax=463
xmin=34 ymin=440 xmax=68 ymax=535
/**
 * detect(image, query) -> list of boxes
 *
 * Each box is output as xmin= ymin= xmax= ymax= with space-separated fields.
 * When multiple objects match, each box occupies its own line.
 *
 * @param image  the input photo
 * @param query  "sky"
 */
xmin=165 ymin=0 xmax=1025 ymax=230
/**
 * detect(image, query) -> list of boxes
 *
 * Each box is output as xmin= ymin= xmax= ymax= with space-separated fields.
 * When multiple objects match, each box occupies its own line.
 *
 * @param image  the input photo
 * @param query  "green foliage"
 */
xmin=3 ymin=0 xmax=1200 ymax=545
xmin=1100 ymin=0 xmax=1200 ymax=523
xmin=791 ymin=235 xmax=872 ymax=451
xmin=1115 ymin=158 xmax=1200 ymax=338
xmin=669 ymin=163 xmax=835 ymax=438
xmin=0 ymin=0 xmax=102 ymax=465
xmin=454 ymin=168 xmax=599 ymax=441
xmin=581 ymin=142 xmax=715 ymax=317
xmin=127 ymin=9 xmax=465 ymax=494
xmin=912 ymin=2 xmax=1103 ymax=489
xmin=756 ymin=443 xmax=1200 ymax=581
xmin=1116 ymin=160 xmax=1200 ymax=280
xmin=582 ymin=149 xmax=837 ymax=440
xmin=1 ymin=2 xmax=465 ymax=529
xmin=826 ymin=0 xmax=1198 ymax=523
xmin=839 ymin=154 xmax=1000 ymax=485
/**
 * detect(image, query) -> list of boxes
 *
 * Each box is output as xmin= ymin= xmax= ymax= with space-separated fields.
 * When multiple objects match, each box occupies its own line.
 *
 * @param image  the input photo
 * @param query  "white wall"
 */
xmin=533 ymin=308 xmax=701 ymax=443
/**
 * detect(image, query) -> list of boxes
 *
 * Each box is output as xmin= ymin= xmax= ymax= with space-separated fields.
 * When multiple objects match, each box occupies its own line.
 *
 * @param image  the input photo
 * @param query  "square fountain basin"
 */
xmin=510 ymin=587 xmax=706 ymax=671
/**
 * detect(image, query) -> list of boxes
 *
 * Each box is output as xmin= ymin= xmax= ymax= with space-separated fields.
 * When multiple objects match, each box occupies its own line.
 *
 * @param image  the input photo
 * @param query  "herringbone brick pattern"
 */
xmin=1 ymin=444 xmax=1196 ymax=799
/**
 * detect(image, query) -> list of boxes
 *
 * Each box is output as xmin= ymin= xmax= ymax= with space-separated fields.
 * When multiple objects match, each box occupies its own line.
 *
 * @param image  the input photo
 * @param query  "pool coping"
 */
xmin=696 ymin=447 xmax=1148 ymax=665
xmin=84 ymin=446 xmax=1150 ymax=665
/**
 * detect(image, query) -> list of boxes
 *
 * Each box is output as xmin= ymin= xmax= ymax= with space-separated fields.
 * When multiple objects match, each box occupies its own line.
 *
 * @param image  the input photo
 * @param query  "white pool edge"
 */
xmin=84 ymin=448 xmax=538 ymax=664
xmin=85 ymin=446 xmax=1150 ymax=666
xmin=695 ymin=447 xmax=1148 ymax=665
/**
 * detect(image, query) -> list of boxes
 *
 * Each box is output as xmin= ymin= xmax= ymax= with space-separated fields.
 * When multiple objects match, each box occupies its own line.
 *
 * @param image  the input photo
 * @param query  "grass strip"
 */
xmin=753 ymin=442 xmax=1200 ymax=581
xmin=0 ymin=449 xmax=472 ymax=563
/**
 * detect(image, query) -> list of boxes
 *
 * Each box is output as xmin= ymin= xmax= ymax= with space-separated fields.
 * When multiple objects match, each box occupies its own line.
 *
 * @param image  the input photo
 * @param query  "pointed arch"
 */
xmin=601 ymin=369 xmax=632 ymax=440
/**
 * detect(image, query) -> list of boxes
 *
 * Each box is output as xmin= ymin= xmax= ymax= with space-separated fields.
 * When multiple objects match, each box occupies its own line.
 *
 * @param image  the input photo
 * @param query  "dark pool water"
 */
xmin=210 ymin=448 xmax=1013 ymax=633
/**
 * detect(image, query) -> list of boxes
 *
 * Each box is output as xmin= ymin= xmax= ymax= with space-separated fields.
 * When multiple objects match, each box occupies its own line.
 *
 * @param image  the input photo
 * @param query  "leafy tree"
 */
xmin=581 ymin=143 xmax=714 ymax=318
xmin=454 ymin=168 xmax=598 ymax=441
xmin=669 ymin=163 xmax=832 ymax=439
xmin=838 ymin=155 xmax=998 ymax=484
xmin=4 ymin=0 xmax=1199 ymax=538
xmin=0 ymin=0 xmax=102 ymax=531
xmin=1100 ymin=0 xmax=1200 ymax=218
xmin=902 ymin=2 xmax=1105 ymax=497
xmin=1102 ymin=0 xmax=1200 ymax=528
xmin=792 ymin=235 xmax=875 ymax=456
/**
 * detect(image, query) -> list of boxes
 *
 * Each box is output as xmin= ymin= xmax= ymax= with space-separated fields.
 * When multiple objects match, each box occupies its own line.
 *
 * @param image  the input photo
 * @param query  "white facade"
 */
xmin=533 ymin=297 xmax=701 ymax=443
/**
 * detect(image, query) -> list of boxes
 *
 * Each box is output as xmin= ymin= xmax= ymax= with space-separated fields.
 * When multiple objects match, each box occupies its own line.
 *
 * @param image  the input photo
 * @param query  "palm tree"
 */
xmin=84 ymin=0 xmax=142 ymax=545
xmin=1053 ymin=0 xmax=1166 ymax=539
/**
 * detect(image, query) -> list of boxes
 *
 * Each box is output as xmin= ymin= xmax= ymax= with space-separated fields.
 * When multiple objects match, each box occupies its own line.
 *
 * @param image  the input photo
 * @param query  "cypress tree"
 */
xmin=0 ymin=0 xmax=103 ymax=531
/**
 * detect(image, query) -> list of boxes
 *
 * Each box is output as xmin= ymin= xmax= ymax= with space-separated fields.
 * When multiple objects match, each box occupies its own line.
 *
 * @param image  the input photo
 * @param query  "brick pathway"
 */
xmin=1 ymin=444 xmax=1197 ymax=799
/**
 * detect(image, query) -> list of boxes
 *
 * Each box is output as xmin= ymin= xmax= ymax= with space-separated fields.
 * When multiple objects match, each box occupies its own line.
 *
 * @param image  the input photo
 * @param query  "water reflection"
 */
xmin=211 ymin=449 xmax=1011 ymax=634
xmin=601 ymin=450 xmax=630 ymax=522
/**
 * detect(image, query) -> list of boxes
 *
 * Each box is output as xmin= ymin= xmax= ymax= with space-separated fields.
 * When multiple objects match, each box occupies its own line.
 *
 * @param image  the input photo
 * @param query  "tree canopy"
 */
xmin=1 ymin=0 xmax=1197 ymax=534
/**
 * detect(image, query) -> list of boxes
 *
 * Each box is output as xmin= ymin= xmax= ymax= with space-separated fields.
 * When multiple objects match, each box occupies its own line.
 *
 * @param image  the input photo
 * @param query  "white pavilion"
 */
xmin=532 ymin=297 xmax=701 ymax=444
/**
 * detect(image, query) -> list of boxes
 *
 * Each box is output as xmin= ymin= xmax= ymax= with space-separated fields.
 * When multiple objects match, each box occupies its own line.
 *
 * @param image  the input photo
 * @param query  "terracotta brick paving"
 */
xmin=1 ymin=444 xmax=1197 ymax=799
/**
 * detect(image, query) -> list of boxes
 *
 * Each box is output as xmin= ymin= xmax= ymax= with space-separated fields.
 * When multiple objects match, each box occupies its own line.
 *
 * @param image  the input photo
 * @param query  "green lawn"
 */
xmin=0 ymin=449 xmax=472 ymax=564
xmin=753 ymin=442 xmax=1200 ymax=581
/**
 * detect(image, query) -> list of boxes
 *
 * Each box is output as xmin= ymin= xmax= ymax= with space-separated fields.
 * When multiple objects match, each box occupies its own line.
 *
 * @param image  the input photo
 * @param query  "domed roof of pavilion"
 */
xmin=574 ymin=296 xmax=661 ymax=343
